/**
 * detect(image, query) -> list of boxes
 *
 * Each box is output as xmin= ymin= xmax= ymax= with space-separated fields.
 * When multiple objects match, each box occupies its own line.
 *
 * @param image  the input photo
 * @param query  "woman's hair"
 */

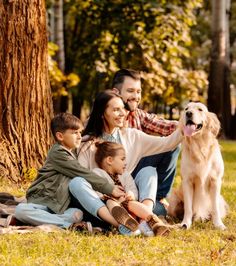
xmin=83 ymin=90 xmax=122 ymax=137
xmin=95 ymin=141 xmax=124 ymax=168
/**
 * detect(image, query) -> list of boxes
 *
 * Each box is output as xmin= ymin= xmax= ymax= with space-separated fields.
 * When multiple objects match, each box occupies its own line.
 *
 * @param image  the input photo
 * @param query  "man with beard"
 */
xmin=112 ymin=69 xmax=180 ymax=216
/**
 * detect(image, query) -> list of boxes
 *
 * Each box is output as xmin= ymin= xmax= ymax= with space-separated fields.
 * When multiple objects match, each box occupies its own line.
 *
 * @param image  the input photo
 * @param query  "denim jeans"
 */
xmin=15 ymin=202 xmax=82 ymax=228
xmin=134 ymin=166 xmax=157 ymax=206
xmin=134 ymin=165 xmax=169 ymax=216
xmin=69 ymin=177 xmax=105 ymax=219
xmin=132 ymin=146 xmax=180 ymax=200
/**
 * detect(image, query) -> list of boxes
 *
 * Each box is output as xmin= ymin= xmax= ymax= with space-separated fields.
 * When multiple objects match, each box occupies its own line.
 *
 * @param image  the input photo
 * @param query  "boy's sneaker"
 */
xmin=139 ymin=221 xmax=154 ymax=237
xmin=68 ymin=221 xmax=103 ymax=234
xmin=118 ymin=224 xmax=141 ymax=236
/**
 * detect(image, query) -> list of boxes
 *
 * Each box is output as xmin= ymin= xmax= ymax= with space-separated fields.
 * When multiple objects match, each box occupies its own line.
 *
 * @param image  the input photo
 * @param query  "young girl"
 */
xmin=93 ymin=141 xmax=174 ymax=236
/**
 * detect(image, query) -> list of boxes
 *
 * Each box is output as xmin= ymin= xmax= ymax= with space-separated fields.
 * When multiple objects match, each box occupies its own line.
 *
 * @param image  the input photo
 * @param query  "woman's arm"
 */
xmin=128 ymin=127 xmax=183 ymax=158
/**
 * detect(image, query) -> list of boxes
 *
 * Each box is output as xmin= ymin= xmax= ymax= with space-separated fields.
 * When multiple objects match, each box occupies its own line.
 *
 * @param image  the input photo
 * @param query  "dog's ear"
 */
xmin=207 ymin=112 xmax=221 ymax=137
xmin=178 ymin=110 xmax=185 ymax=133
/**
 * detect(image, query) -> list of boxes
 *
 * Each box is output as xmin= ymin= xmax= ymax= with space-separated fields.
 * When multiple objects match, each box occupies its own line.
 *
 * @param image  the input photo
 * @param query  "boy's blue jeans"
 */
xmin=69 ymin=177 xmax=105 ymax=218
xmin=15 ymin=177 xmax=107 ymax=228
xmin=15 ymin=202 xmax=83 ymax=228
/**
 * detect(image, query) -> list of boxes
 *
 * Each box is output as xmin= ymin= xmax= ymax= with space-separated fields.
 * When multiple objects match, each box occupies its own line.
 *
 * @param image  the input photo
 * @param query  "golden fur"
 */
xmin=167 ymin=102 xmax=228 ymax=230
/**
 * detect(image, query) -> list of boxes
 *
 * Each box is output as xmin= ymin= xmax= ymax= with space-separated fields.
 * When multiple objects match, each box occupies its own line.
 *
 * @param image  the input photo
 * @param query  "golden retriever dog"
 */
xmin=167 ymin=102 xmax=228 ymax=230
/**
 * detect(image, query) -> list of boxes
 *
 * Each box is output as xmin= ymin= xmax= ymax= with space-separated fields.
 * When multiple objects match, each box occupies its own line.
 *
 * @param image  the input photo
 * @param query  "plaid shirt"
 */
xmin=126 ymin=108 xmax=178 ymax=136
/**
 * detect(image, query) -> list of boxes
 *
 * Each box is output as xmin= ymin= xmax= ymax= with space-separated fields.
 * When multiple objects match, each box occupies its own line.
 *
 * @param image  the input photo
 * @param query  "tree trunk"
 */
xmin=72 ymin=95 xmax=83 ymax=118
xmin=223 ymin=0 xmax=232 ymax=137
xmin=54 ymin=0 xmax=69 ymax=113
xmin=54 ymin=0 xmax=65 ymax=71
xmin=208 ymin=0 xmax=232 ymax=138
xmin=0 ymin=0 xmax=53 ymax=181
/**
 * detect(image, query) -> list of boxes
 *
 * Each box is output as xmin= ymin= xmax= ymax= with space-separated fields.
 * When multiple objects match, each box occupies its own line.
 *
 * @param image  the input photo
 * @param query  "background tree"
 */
xmin=47 ymin=0 xmax=79 ymax=114
xmin=63 ymin=0 xmax=207 ymax=118
xmin=45 ymin=0 xmax=236 ymax=137
xmin=0 ymin=0 xmax=53 ymax=181
xmin=208 ymin=0 xmax=232 ymax=138
xmin=229 ymin=0 xmax=236 ymax=138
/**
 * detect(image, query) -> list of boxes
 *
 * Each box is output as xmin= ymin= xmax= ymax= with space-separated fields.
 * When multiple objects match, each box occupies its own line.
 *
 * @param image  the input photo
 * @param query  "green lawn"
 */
xmin=0 ymin=141 xmax=236 ymax=266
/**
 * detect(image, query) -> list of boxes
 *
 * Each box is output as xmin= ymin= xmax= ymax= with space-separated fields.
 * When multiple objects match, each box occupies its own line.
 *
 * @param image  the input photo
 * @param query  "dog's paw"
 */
xmin=214 ymin=222 xmax=226 ymax=230
xmin=181 ymin=224 xmax=188 ymax=230
xmin=180 ymin=221 xmax=191 ymax=229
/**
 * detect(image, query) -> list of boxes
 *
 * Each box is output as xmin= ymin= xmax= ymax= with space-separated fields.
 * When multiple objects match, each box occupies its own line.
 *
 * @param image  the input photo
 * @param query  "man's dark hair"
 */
xmin=51 ymin=113 xmax=82 ymax=140
xmin=112 ymin=69 xmax=141 ymax=91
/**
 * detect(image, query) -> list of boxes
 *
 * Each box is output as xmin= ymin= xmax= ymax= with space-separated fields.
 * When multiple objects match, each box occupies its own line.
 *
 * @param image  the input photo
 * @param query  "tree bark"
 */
xmin=53 ymin=0 xmax=69 ymax=113
xmin=54 ymin=0 xmax=65 ymax=71
xmin=208 ymin=0 xmax=232 ymax=138
xmin=0 ymin=0 xmax=53 ymax=181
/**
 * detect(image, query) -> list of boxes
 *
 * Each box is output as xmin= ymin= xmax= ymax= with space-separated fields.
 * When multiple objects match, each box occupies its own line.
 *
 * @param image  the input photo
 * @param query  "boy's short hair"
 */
xmin=51 ymin=113 xmax=82 ymax=140
xmin=112 ymin=69 xmax=141 ymax=91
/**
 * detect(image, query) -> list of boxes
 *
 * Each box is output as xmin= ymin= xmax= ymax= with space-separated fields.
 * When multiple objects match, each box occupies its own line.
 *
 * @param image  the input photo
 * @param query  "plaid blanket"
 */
xmin=0 ymin=193 xmax=62 ymax=234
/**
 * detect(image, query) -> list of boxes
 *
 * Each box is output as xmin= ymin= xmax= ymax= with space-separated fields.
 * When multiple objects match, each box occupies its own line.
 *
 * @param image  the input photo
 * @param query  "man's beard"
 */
xmin=123 ymin=100 xmax=137 ymax=112
xmin=123 ymin=101 xmax=132 ymax=111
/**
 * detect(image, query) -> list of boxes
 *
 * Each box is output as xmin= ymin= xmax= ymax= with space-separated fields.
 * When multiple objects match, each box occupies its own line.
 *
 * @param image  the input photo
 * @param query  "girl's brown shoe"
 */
xmin=111 ymin=205 xmax=139 ymax=232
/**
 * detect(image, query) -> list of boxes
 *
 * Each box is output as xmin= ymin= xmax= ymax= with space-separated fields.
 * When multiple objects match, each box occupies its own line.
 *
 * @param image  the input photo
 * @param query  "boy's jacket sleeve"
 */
xmin=49 ymin=146 xmax=114 ymax=195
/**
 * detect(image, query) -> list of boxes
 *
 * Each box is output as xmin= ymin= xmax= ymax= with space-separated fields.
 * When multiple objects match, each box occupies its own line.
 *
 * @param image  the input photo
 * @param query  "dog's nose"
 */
xmin=186 ymin=111 xmax=192 ymax=118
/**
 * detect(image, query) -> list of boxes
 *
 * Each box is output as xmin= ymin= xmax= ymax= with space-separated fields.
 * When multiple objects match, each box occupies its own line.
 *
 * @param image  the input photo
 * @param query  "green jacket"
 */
xmin=26 ymin=143 xmax=114 ymax=214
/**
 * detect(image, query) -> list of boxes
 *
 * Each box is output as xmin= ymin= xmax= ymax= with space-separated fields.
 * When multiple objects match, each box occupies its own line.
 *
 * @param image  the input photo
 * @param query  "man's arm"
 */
xmin=136 ymin=109 xmax=178 ymax=136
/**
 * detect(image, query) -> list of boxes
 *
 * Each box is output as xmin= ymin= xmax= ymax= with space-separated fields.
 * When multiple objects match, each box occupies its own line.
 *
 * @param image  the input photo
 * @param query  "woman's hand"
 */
xmin=111 ymin=185 xmax=125 ymax=198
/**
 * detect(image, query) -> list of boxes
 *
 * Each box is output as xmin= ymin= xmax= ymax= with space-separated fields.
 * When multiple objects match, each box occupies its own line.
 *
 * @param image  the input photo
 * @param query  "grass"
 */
xmin=0 ymin=140 xmax=236 ymax=266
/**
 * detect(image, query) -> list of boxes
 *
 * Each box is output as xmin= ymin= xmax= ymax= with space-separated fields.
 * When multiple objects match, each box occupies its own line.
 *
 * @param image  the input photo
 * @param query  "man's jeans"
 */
xmin=132 ymin=146 xmax=180 ymax=215
xmin=134 ymin=166 xmax=157 ymax=205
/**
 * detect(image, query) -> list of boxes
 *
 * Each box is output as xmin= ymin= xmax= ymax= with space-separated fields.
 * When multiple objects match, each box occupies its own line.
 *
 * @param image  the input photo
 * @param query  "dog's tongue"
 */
xmin=184 ymin=124 xmax=196 ymax=136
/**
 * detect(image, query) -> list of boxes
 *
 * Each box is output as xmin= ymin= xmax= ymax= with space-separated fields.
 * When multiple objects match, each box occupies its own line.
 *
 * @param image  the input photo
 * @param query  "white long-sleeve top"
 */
xmin=78 ymin=127 xmax=182 ymax=175
xmin=93 ymin=168 xmax=138 ymax=200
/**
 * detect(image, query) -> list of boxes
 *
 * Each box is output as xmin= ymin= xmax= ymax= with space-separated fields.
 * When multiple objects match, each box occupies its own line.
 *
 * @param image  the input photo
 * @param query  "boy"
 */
xmin=15 ymin=113 xmax=124 ymax=230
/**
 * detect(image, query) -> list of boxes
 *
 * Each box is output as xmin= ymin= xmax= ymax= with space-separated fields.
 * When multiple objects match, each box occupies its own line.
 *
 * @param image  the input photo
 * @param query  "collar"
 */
xmin=101 ymin=128 xmax=121 ymax=143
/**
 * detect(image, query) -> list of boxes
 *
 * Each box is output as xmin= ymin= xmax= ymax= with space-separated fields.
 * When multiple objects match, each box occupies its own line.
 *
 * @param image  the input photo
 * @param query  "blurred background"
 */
xmin=46 ymin=0 xmax=236 ymax=140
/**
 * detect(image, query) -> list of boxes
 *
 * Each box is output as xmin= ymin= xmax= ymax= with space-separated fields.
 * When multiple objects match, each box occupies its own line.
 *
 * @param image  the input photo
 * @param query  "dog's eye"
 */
xmin=198 ymin=108 xmax=203 ymax=111
xmin=185 ymin=107 xmax=188 ymax=111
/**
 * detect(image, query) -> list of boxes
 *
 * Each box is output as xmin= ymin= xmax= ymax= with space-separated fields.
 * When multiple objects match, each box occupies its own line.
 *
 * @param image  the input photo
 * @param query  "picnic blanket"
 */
xmin=0 ymin=224 xmax=63 ymax=234
xmin=0 ymin=192 xmax=26 ymax=221
xmin=0 ymin=192 xmax=62 ymax=234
